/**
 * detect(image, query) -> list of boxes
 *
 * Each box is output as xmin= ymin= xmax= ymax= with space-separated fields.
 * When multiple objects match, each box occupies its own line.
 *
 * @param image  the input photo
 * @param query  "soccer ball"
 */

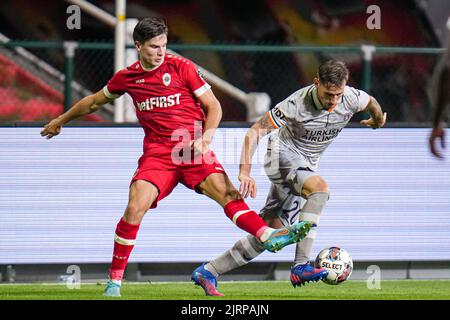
xmin=314 ymin=246 xmax=353 ymax=285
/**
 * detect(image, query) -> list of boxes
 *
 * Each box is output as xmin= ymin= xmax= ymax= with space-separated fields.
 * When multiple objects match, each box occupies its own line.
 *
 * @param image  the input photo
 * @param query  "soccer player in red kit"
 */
xmin=40 ymin=17 xmax=312 ymax=297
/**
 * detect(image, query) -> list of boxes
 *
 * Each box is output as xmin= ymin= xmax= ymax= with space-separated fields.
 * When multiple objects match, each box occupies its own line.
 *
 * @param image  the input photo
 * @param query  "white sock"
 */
xmin=204 ymin=263 xmax=218 ymax=277
xmin=259 ymin=227 xmax=275 ymax=242
xmin=206 ymin=235 xmax=266 ymax=277
xmin=110 ymin=279 xmax=121 ymax=286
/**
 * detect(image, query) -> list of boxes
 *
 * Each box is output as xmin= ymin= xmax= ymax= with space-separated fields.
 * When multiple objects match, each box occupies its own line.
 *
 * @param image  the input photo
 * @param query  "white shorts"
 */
xmin=261 ymin=141 xmax=319 ymax=225
xmin=260 ymin=183 xmax=305 ymax=226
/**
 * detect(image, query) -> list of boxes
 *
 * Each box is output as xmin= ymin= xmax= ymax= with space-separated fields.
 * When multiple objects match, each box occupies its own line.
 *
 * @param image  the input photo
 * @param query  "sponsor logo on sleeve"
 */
xmin=197 ymin=68 xmax=205 ymax=79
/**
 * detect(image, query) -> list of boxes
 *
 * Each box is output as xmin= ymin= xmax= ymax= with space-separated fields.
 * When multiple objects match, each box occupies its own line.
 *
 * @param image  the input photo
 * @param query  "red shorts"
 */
xmin=131 ymin=144 xmax=226 ymax=208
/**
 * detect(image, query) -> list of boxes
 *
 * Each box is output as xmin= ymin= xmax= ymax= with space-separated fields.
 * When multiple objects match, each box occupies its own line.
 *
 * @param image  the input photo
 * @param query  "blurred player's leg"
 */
xmin=104 ymin=180 xmax=158 ymax=297
xmin=429 ymin=28 xmax=450 ymax=158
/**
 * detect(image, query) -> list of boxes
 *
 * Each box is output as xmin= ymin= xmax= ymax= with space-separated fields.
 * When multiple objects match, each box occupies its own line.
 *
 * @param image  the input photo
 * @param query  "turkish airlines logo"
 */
xmin=163 ymin=73 xmax=171 ymax=86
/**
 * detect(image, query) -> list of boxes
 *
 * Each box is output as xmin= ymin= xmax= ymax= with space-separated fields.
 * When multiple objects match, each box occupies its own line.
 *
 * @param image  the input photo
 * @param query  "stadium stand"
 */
xmin=0 ymin=52 xmax=102 ymax=122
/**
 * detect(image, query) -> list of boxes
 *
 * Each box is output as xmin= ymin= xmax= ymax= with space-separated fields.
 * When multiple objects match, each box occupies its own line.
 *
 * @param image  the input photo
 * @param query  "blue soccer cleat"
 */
xmin=103 ymin=280 xmax=121 ymax=297
xmin=263 ymin=221 xmax=313 ymax=253
xmin=191 ymin=263 xmax=224 ymax=297
xmin=290 ymin=263 xmax=329 ymax=287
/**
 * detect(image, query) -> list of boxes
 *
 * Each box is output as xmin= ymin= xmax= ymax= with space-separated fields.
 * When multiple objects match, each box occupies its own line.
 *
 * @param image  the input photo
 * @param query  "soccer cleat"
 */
xmin=290 ymin=263 xmax=329 ymax=287
xmin=103 ymin=280 xmax=121 ymax=297
xmin=191 ymin=263 xmax=224 ymax=297
xmin=263 ymin=221 xmax=313 ymax=253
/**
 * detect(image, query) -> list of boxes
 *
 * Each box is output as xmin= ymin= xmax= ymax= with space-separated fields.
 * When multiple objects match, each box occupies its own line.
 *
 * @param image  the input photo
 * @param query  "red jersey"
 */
xmin=103 ymin=54 xmax=211 ymax=152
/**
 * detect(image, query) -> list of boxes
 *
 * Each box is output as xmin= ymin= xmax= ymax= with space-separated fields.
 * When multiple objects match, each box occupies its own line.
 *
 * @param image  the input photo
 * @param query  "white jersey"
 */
xmin=260 ymin=84 xmax=370 ymax=221
xmin=266 ymin=85 xmax=370 ymax=171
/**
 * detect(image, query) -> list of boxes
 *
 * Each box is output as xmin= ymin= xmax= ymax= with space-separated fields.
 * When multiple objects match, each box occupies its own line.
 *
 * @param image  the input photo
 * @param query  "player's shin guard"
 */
xmin=109 ymin=218 xmax=140 ymax=282
xmin=294 ymin=191 xmax=329 ymax=265
xmin=224 ymin=199 xmax=268 ymax=239
xmin=206 ymin=235 xmax=265 ymax=277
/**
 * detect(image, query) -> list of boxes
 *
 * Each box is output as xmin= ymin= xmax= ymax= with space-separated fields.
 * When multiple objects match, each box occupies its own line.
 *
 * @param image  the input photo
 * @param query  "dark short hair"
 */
xmin=133 ymin=17 xmax=168 ymax=44
xmin=318 ymin=60 xmax=349 ymax=87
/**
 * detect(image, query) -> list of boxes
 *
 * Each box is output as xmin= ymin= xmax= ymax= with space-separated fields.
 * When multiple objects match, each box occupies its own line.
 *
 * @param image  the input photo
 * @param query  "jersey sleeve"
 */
xmin=346 ymin=86 xmax=371 ymax=113
xmin=103 ymin=69 xmax=127 ymax=99
xmin=180 ymin=60 xmax=211 ymax=97
xmin=266 ymin=98 xmax=297 ymax=129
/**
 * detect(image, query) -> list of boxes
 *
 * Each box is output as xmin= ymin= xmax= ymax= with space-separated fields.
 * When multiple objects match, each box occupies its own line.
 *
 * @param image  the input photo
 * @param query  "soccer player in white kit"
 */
xmin=192 ymin=60 xmax=387 ymax=296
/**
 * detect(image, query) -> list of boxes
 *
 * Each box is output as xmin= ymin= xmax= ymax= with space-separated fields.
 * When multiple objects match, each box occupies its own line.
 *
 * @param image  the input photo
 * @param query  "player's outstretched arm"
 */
xmin=239 ymin=113 xmax=275 ymax=198
xmin=360 ymin=96 xmax=387 ymax=129
xmin=40 ymin=89 xmax=113 ymax=139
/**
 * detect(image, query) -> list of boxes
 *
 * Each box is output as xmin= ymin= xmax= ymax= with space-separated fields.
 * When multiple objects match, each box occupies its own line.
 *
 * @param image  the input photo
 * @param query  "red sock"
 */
xmin=224 ymin=199 xmax=268 ymax=238
xmin=109 ymin=218 xmax=140 ymax=281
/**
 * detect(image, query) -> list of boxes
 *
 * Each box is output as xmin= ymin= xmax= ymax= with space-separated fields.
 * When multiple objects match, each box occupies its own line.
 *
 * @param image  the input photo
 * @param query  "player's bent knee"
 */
xmin=303 ymin=176 xmax=329 ymax=197
xmin=124 ymin=202 xmax=151 ymax=224
xmin=308 ymin=176 xmax=328 ymax=190
xmin=225 ymin=189 xmax=242 ymax=202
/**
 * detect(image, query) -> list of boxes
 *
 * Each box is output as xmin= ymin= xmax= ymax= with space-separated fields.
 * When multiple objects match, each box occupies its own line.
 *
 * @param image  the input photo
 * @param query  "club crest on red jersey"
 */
xmin=163 ymin=73 xmax=171 ymax=86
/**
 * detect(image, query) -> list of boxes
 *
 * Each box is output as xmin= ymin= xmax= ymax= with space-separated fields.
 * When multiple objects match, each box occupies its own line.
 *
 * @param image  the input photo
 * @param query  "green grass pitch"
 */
xmin=1 ymin=280 xmax=450 ymax=300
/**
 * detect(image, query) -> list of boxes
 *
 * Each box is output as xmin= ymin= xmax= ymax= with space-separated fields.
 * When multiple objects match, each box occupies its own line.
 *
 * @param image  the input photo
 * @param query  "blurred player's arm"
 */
xmin=428 ymin=34 xmax=450 ymax=159
xmin=432 ymin=32 xmax=450 ymax=129
xmin=194 ymin=89 xmax=222 ymax=154
xmin=429 ymin=37 xmax=450 ymax=159
xmin=431 ymin=64 xmax=450 ymax=128
xmin=239 ymin=113 xmax=275 ymax=198
xmin=360 ymin=96 xmax=387 ymax=129
xmin=40 ymin=90 xmax=113 ymax=139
